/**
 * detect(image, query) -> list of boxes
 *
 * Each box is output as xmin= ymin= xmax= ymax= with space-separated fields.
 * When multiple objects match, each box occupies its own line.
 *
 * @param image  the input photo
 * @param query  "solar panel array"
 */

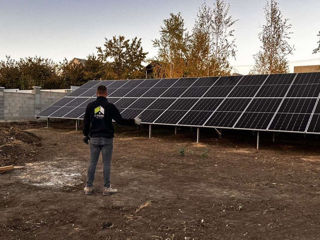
xmin=38 ymin=72 xmax=320 ymax=134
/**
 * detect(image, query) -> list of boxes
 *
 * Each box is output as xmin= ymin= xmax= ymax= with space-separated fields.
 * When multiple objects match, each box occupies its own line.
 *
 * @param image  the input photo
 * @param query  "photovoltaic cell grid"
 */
xmin=37 ymin=72 xmax=320 ymax=134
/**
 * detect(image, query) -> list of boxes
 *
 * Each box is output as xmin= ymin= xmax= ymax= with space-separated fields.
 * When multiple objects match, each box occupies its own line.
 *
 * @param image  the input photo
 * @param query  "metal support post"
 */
xmin=75 ymin=120 xmax=78 ymax=131
xmin=174 ymin=127 xmax=177 ymax=135
xmin=214 ymin=128 xmax=222 ymax=138
xmin=46 ymin=118 xmax=49 ymax=128
xmin=149 ymin=125 xmax=152 ymax=139
xmin=256 ymin=131 xmax=260 ymax=150
xmin=196 ymin=128 xmax=200 ymax=143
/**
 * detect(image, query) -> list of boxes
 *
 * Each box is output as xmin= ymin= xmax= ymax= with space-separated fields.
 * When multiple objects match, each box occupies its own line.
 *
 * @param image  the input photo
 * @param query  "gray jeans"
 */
xmin=86 ymin=137 xmax=113 ymax=188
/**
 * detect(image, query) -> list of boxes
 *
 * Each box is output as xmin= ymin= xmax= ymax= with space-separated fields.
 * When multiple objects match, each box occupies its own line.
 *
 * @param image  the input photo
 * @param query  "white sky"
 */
xmin=0 ymin=0 xmax=319 ymax=74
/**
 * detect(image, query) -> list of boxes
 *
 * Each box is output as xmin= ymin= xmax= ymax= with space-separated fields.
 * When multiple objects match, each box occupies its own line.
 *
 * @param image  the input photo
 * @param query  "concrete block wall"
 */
xmin=4 ymin=92 xmax=35 ymax=120
xmin=0 ymin=86 xmax=68 ymax=121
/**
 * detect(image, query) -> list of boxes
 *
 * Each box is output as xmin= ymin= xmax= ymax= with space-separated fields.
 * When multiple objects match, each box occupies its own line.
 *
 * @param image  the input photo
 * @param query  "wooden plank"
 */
xmin=0 ymin=165 xmax=24 ymax=173
xmin=0 ymin=165 xmax=14 ymax=173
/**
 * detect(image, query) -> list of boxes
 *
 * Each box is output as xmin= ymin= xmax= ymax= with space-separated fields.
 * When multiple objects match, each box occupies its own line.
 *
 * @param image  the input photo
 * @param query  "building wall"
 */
xmin=0 ymin=87 xmax=68 ymax=121
xmin=294 ymin=65 xmax=320 ymax=73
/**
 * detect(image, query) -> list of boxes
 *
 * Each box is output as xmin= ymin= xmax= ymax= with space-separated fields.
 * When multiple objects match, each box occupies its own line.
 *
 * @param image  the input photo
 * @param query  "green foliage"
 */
xmin=0 ymin=56 xmax=61 ymax=89
xmin=97 ymin=36 xmax=148 ymax=80
xmin=0 ymin=35 xmax=148 ymax=89
xmin=201 ymin=149 xmax=209 ymax=159
xmin=188 ymin=0 xmax=237 ymax=76
xmin=59 ymin=58 xmax=85 ymax=88
xmin=0 ymin=56 xmax=21 ymax=89
xmin=84 ymin=55 xmax=106 ymax=80
xmin=179 ymin=147 xmax=185 ymax=157
xmin=252 ymin=0 xmax=294 ymax=74
xmin=153 ymin=13 xmax=190 ymax=78
xmin=153 ymin=1 xmax=237 ymax=79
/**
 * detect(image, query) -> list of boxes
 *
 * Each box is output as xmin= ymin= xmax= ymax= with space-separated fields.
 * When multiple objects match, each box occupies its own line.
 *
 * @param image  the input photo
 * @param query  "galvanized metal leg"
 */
xmin=196 ymin=128 xmax=200 ymax=143
xmin=149 ymin=125 xmax=152 ymax=139
xmin=46 ymin=118 xmax=49 ymax=128
xmin=272 ymin=133 xmax=275 ymax=143
xmin=256 ymin=132 xmax=260 ymax=150
xmin=174 ymin=127 xmax=177 ymax=135
xmin=214 ymin=128 xmax=222 ymax=138
xmin=75 ymin=120 xmax=78 ymax=131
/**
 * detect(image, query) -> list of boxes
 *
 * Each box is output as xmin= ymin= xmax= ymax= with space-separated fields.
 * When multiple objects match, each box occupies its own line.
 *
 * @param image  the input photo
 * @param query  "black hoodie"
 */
xmin=83 ymin=96 xmax=135 ymax=138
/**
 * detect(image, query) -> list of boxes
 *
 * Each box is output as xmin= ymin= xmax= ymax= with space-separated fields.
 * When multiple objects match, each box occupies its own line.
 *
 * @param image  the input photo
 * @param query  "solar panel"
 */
xmin=140 ymin=110 xmax=163 ymax=123
xmin=38 ymin=72 xmax=320 ymax=136
xmin=120 ymin=98 xmax=156 ymax=119
xmin=307 ymin=97 xmax=320 ymax=133
xmin=121 ymin=109 xmax=143 ymax=119
xmin=179 ymin=111 xmax=213 ymax=126
xmin=50 ymin=106 xmax=74 ymax=118
xmin=308 ymin=114 xmax=320 ymax=132
xmin=192 ymin=99 xmax=223 ymax=111
xmin=205 ymin=111 xmax=243 ymax=127
xmin=115 ymin=98 xmax=137 ymax=109
xmin=155 ymin=110 xmax=188 ymax=124
xmin=64 ymin=107 xmax=87 ymax=119
xmin=256 ymin=85 xmax=290 ymax=97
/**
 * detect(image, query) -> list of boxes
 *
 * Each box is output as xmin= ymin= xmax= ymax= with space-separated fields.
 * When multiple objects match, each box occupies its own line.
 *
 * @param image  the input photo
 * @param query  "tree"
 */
xmin=209 ymin=0 xmax=237 ymax=75
xmin=83 ymin=55 xmax=105 ymax=80
xmin=0 ymin=56 xmax=21 ymax=89
xmin=187 ymin=4 xmax=211 ymax=77
xmin=0 ymin=56 xmax=60 ymax=89
xmin=153 ymin=13 xmax=190 ymax=78
xmin=252 ymin=0 xmax=294 ymax=74
xmin=187 ymin=1 xmax=237 ymax=77
xmin=18 ymin=57 xmax=60 ymax=89
xmin=97 ymin=36 xmax=147 ymax=80
xmin=59 ymin=58 xmax=85 ymax=87
xmin=313 ymin=31 xmax=320 ymax=54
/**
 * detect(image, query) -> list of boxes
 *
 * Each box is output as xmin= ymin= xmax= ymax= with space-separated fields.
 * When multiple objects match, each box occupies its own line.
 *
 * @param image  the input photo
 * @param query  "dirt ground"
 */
xmin=1 ymin=122 xmax=320 ymax=239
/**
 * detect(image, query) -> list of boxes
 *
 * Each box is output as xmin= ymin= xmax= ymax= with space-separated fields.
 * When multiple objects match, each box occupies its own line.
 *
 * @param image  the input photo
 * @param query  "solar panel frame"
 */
xmin=153 ymin=78 xmax=201 ymax=124
xmin=38 ymin=80 xmax=102 ymax=118
xmin=265 ymin=74 xmax=319 ymax=132
xmin=305 ymin=94 xmax=320 ymax=133
xmin=203 ymin=75 xmax=245 ymax=127
xmin=266 ymin=73 xmax=298 ymax=130
xmin=176 ymin=77 xmax=222 ymax=126
xmin=154 ymin=78 xmax=199 ymax=124
xmin=131 ymin=78 xmax=181 ymax=123
xmin=231 ymin=74 xmax=270 ymax=129
xmin=37 ymin=73 xmax=320 ymax=136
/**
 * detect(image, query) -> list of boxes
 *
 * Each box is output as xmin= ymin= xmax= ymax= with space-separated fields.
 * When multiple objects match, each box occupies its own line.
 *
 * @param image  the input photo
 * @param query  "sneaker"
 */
xmin=103 ymin=186 xmax=118 ymax=196
xmin=84 ymin=186 xmax=93 ymax=195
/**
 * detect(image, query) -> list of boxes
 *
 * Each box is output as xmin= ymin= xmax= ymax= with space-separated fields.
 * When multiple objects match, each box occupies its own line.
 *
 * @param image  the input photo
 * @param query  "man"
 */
xmin=82 ymin=85 xmax=141 ymax=195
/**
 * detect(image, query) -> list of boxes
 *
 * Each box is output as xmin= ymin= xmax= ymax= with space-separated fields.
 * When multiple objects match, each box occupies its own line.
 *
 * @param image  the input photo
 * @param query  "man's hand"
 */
xmin=83 ymin=136 xmax=90 ymax=144
xmin=134 ymin=117 xmax=141 ymax=125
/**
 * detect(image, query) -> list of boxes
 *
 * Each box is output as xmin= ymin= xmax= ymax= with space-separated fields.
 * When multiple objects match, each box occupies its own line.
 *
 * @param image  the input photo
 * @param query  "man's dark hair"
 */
xmin=97 ymin=85 xmax=107 ymax=95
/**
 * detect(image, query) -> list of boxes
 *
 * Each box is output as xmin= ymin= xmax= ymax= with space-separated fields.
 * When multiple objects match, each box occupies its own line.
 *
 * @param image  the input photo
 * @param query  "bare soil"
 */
xmin=1 ymin=123 xmax=320 ymax=239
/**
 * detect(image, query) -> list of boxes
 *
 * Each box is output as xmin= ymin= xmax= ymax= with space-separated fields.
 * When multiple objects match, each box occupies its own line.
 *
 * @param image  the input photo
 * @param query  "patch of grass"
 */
xmin=179 ymin=147 xmax=185 ymax=157
xmin=201 ymin=149 xmax=209 ymax=159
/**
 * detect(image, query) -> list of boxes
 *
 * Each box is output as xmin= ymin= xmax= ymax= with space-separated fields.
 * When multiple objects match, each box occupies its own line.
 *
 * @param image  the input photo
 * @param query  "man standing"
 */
xmin=83 ymin=85 xmax=141 ymax=195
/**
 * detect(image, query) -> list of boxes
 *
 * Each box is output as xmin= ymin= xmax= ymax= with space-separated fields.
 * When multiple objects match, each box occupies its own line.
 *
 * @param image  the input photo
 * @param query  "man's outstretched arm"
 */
xmin=110 ymin=104 xmax=140 ymax=125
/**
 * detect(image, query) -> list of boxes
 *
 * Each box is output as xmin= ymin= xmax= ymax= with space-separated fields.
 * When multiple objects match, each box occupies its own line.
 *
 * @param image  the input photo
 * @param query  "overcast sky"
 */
xmin=0 ymin=0 xmax=319 ymax=74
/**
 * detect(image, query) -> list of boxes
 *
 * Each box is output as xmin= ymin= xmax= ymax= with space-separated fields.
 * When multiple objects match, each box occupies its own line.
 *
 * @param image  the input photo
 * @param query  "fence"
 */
xmin=0 ymin=86 xmax=69 ymax=121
